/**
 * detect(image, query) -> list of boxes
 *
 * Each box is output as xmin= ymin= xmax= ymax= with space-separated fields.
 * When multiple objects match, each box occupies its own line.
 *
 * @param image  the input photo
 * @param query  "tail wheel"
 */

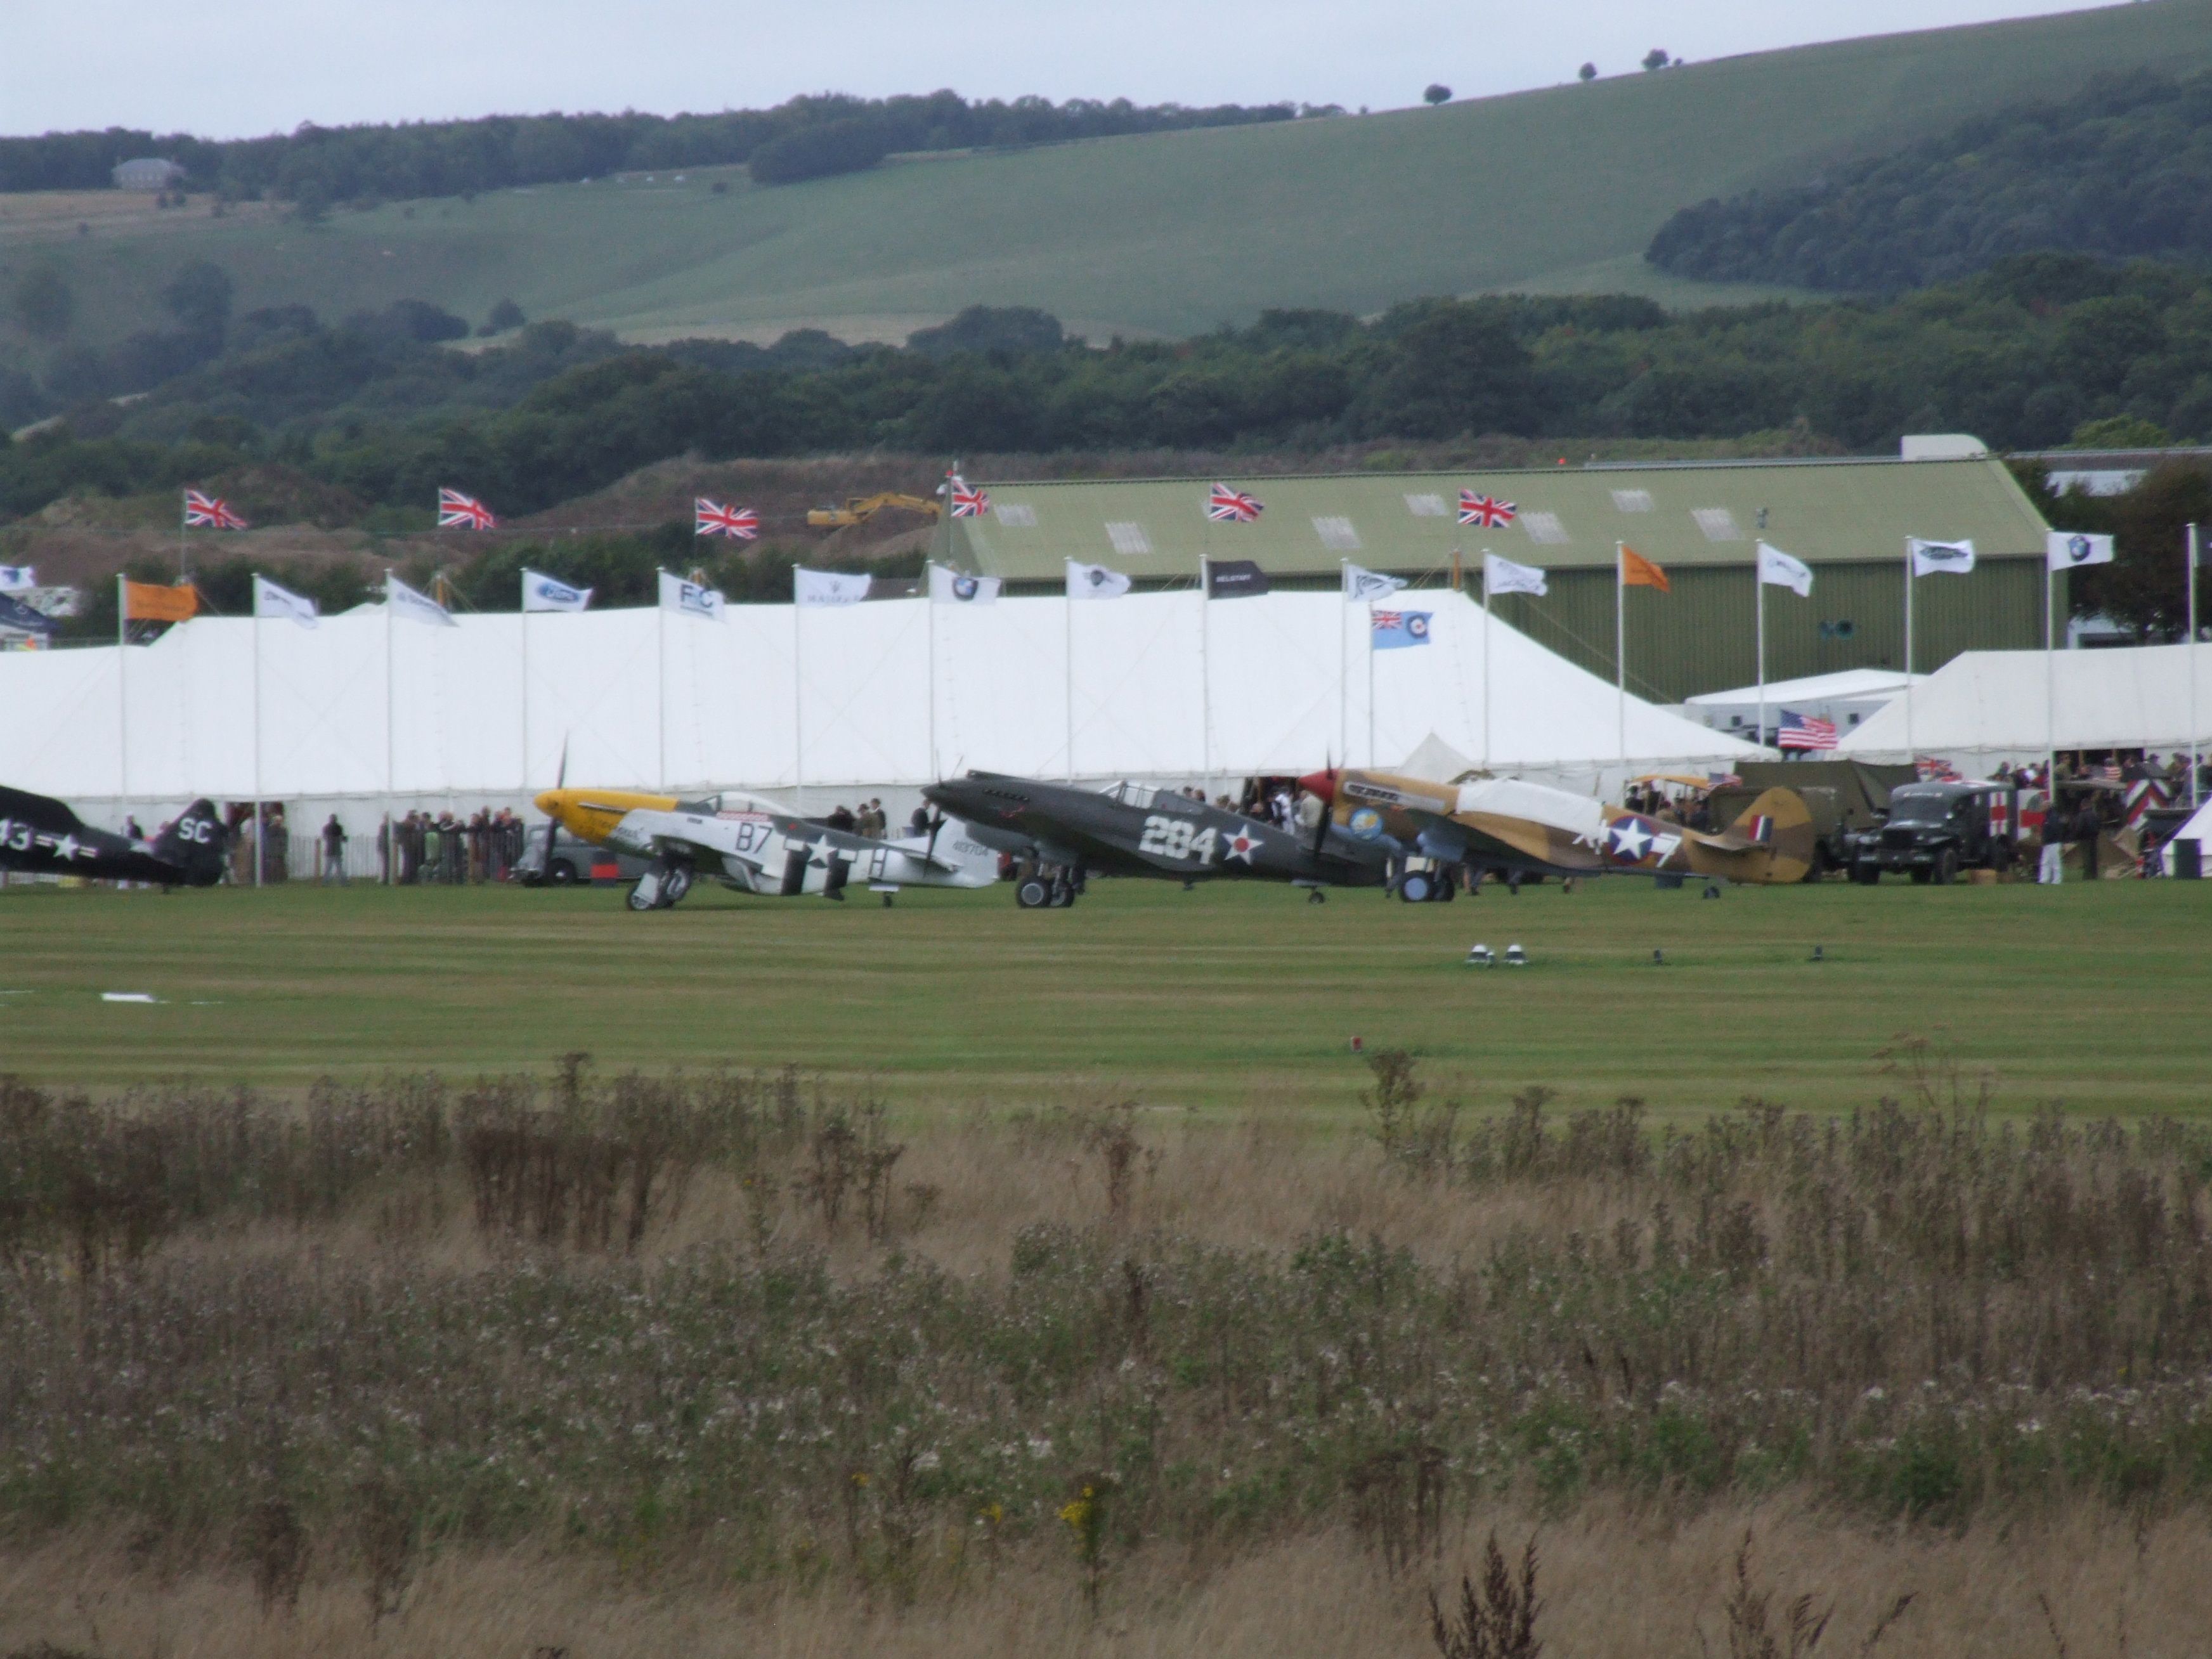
xmin=1015 ymin=877 xmax=1051 ymax=909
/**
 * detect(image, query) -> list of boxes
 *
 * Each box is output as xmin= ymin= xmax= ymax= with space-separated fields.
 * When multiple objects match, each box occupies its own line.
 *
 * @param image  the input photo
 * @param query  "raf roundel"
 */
xmin=1407 ymin=615 xmax=1430 ymax=641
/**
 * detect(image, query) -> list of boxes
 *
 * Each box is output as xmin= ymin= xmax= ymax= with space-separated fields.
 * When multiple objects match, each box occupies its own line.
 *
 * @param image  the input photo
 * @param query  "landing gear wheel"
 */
xmin=1399 ymin=871 xmax=1435 ymax=904
xmin=1015 ymin=876 xmax=1051 ymax=909
xmin=1306 ymin=888 xmax=1327 ymax=904
xmin=1047 ymin=880 xmax=1074 ymax=908
xmin=627 ymin=883 xmax=657 ymax=912
xmin=660 ymin=866 xmax=692 ymax=908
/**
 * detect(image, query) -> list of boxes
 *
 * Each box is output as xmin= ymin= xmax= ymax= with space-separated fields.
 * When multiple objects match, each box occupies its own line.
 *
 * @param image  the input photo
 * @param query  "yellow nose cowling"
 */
xmin=534 ymin=788 xmax=680 ymax=847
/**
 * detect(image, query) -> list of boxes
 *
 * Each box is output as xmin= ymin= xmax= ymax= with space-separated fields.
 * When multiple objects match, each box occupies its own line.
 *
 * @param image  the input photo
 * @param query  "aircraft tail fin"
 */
xmin=152 ymin=799 xmax=228 ymax=885
xmin=1719 ymin=786 xmax=1817 ymax=883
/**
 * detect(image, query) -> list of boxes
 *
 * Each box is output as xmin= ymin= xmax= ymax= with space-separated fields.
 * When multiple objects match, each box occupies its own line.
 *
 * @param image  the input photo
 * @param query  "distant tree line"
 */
xmin=0 ymin=91 xmax=1297 ymax=204
xmin=6 ymin=256 xmax=2211 ymax=531
xmin=1648 ymin=69 xmax=2212 ymax=291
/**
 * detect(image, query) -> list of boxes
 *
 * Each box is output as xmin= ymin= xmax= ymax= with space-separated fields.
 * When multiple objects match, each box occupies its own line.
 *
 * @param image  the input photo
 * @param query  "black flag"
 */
xmin=1206 ymin=559 xmax=1270 ymax=599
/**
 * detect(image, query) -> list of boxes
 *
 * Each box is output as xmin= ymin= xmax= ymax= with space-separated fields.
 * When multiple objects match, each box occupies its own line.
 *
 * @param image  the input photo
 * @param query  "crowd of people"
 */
xmin=377 ymin=809 xmax=528 ymax=884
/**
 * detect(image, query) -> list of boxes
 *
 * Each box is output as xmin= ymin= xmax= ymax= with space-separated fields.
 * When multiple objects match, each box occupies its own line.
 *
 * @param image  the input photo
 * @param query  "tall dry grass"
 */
xmin=0 ymin=1051 xmax=2208 ymax=1655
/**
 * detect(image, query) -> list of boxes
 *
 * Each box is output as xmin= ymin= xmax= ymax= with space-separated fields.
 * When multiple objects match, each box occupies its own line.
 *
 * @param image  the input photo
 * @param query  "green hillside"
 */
xmin=8 ymin=0 xmax=2212 ymax=352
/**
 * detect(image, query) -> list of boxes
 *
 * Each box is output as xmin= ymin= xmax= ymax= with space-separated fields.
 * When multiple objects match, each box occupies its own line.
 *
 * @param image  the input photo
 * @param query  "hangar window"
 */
xmin=1610 ymin=489 xmax=1655 ymax=513
xmin=1312 ymin=516 xmax=1362 ymax=550
xmin=1403 ymin=493 xmax=1448 ymax=517
xmin=1105 ymin=521 xmax=1152 ymax=556
xmin=1519 ymin=511 xmax=1570 ymax=545
xmin=1693 ymin=507 xmax=1745 ymax=542
xmin=994 ymin=504 xmax=1038 ymax=527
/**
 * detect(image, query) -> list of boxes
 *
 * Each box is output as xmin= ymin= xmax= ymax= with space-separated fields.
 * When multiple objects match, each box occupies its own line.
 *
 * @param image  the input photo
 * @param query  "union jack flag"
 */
xmin=1777 ymin=710 xmax=1838 ymax=751
xmin=437 ymin=488 xmax=497 ymax=530
xmin=694 ymin=498 xmax=759 ymax=539
xmin=182 ymin=489 xmax=247 ymax=530
xmin=1206 ymin=483 xmax=1263 ymax=523
xmin=947 ymin=476 xmax=991 ymax=518
xmin=1458 ymin=491 xmax=1517 ymax=528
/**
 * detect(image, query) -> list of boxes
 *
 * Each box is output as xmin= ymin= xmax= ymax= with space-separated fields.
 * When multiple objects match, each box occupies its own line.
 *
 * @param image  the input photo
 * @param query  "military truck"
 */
xmin=1843 ymin=781 xmax=2018 ymax=884
xmin=1705 ymin=760 xmax=1916 ymax=880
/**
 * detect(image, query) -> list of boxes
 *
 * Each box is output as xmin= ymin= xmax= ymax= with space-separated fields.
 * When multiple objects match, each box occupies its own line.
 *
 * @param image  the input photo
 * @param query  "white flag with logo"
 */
xmin=1482 ymin=552 xmax=1548 ymax=597
xmin=794 ymin=568 xmax=871 ymax=607
xmin=1908 ymin=538 xmax=1976 ymax=577
xmin=387 ymin=574 xmax=457 ymax=627
xmin=252 ymin=574 xmax=318 ymax=628
xmin=522 ymin=569 xmax=593 ymax=612
xmin=1343 ymin=563 xmax=1406 ymax=601
xmin=658 ymin=569 xmax=725 ymax=620
xmin=1755 ymin=540 xmax=1813 ymax=597
xmin=928 ymin=564 xmax=1001 ymax=605
xmin=2046 ymin=530 xmax=2114 ymax=571
xmin=1066 ymin=560 xmax=1131 ymax=601
xmin=0 ymin=565 xmax=33 ymax=592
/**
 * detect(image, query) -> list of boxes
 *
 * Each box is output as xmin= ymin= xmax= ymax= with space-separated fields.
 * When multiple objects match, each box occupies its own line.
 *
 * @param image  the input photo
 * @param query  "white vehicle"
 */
xmin=533 ymin=786 xmax=1001 ymax=910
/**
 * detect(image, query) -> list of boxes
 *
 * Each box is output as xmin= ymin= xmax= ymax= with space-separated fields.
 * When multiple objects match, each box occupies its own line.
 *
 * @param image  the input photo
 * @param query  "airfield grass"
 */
xmin=2 ymin=872 xmax=2204 ymax=1116
xmin=8 ymin=0 xmax=2212 ymax=351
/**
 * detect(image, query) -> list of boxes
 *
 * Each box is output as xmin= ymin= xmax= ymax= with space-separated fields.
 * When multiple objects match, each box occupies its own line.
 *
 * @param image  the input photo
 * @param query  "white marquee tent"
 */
xmin=1837 ymin=642 xmax=2212 ymax=771
xmin=0 ymin=589 xmax=1760 ymax=835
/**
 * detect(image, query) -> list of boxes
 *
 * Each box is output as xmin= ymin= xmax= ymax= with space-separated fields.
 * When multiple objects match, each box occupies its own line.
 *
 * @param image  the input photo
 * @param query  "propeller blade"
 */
xmin=1306 ymin=756 xmax=1336 ymax=857
xmin=925 ymin=811 xmax=947 ymax=862
xmin=556 ymin=736 xmax=570 ymax=791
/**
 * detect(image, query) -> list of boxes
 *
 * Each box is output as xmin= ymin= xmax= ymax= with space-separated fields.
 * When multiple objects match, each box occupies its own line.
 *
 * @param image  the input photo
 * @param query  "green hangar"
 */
xmin=951 ymin=454 xmax=2055 ymax=703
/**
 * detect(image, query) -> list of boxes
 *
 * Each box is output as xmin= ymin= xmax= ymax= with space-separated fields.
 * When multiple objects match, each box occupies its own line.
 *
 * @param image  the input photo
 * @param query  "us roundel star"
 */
xmin=1605 ymin=816 xmax=1655 ymax=863
xmin=1223 ymin=824 xmax=1263 ymax=864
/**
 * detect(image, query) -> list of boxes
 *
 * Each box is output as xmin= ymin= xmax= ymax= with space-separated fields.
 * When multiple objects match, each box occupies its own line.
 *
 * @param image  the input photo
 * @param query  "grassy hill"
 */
xmin=7 ymin=0 xmax=2212 ymax=356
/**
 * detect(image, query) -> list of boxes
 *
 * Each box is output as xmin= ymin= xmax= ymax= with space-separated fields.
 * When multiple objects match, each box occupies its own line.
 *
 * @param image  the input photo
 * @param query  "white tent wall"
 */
xmin=0 ymin=590 xmax=1762 ymax=840
xmin=1837 ymin=643 xmax=2212 ymax=771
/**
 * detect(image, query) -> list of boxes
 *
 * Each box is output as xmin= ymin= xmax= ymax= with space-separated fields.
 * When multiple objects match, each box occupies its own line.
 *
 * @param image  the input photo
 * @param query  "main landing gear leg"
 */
xmin=1306 ymin=887 xmax=1327 ymax=904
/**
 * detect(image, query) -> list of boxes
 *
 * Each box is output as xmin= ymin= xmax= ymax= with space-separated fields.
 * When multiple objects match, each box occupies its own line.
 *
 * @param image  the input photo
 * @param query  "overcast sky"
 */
xmin=4 ymin=1 xmax=2126 ymax=137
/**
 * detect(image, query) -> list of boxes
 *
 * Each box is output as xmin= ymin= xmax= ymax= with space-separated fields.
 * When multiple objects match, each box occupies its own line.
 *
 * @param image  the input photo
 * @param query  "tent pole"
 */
xmin=1366 ymin=592 xmax=1377 ymax=768
xmin=926 ymin=561 xmax=939 ymax=783
xmin=2045 ymin=559 xmax=2057 ymax=823
xmin=1756 ymin=567 xmax=1766 ymax=752
xmin=791 ymin=566 xmax=803 ymax=816
xmin=521 ymin=604 xmax=530 ymax=794
xmin=385 ymin=571 xmax=395 ymax=884
xmin=1062 ymin=566 xmax=1074 ymax=783
xmin=1337 ymin=559 xmax=1348 ymax=772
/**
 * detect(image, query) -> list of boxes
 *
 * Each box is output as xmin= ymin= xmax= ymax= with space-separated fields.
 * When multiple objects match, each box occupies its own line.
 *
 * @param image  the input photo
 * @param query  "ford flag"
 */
xmin=521 ymin=569 xmax=593 ymax=612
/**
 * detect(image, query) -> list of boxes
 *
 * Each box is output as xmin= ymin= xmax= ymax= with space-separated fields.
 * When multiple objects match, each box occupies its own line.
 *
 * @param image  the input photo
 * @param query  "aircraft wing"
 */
xmin=1399 ymin=805 xmax=1605 ymax=878
xmin=0 ymin=785 xmax=84 ymax=833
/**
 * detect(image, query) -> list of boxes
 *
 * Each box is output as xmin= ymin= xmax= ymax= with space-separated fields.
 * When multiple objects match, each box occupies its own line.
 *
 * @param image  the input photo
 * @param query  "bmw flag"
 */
xmin=1370 ymin=609 xmax=1432 ymax=649
xmin=521 ymin=569 xmax=593 ymax=612
xmin=2045 ymin=530 xmax=2114 ymax=571
xmin=928 ymin=564 xmax=1001 ymax=605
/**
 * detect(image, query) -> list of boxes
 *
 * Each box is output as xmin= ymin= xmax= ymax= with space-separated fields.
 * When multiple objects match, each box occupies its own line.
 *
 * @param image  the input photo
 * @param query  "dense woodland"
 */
xmin=1648 ymin=70 xmax=2212 ymax=291
xmin=5 ymin=254 xmax=2209 ymax=523
xmin=0 ymin=92 xmax=1298 ymax=204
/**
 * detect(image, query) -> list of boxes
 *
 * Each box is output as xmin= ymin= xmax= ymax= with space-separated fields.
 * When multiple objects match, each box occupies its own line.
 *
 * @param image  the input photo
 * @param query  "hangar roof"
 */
xmin=951 ymin=456 xmax=2050 ymax=582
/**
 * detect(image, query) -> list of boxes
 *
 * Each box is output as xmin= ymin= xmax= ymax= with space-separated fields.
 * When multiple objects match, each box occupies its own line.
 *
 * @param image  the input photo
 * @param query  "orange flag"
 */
xmin=122 ymin=580 xmax=200 ymax=623
xmin=1620 ymin=546 xmax=1670 ymax=593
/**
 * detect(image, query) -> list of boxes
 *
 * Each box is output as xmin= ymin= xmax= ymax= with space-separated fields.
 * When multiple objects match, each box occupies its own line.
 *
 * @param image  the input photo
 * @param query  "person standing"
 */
xmin=321 ymin=814 xmax=348 ymax=883
xmin=2037 ymin=791 xmax=2064 ymax=885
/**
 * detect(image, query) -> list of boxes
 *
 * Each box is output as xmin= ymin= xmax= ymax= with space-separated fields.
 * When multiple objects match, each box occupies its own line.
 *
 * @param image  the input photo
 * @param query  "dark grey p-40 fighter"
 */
xmin=0 ymin=786 xmax=228 ymax=888
xmin=921 ymin=771 xmax=1389 ymax=907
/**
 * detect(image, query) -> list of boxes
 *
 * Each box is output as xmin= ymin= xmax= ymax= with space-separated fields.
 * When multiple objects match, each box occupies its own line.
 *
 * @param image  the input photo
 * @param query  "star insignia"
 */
xmin=1223 ymin=826 xmax=1261 ymax=865
xmin=51 ymin=834 xmax=82 ymax=861
xmin=1608 ymin=819 xmax=1652 ymax=862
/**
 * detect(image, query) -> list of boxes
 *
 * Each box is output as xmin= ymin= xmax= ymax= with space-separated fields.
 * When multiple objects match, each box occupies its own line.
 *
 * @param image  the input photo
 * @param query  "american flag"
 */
xmin=694 ymin=498 xmax=760 ymax=539
xmin=1458 ymin=491 xmax=1517 ymax=528
xmin=947 ymin=476 xmax=991 ymax=518
xmin=437 ymin=488 xmax=497 ymax=530
xmin=1776 ymin=710 xmax=1838 ymax=751
xmin=1206 ymin=483 xmax=1263 ymax=523
xmin=182 ymin=488 xmax=247 ymax=530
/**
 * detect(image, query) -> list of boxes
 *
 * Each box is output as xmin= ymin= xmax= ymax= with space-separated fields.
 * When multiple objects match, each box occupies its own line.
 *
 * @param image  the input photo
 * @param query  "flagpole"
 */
xmin=925 ymin=561 xmax=939 ymax=782
xmin=521 ymin=602 xmax=530 ymax=794
xmin=1367 ymin=595 xmax=1377 ymax=767
xmin=1063 ymin=565 xmax=1075 ymax=784
xmin=385 ymin=571 xmax=395 ymax=884
xmin=2189 ymin=523 xmax=2201 ymax=810
xmin=252 ymin=595 xmax=263 ymax=888
xmin=1615 ymin=542 xmax=1627 ymax=777
xmin=2045 ymin=555 xmax=2057 ymax=819
xmin=791 ymin=564 xmax=803 ymax=814
xmin=656 ymin=573 xmax=667 ymax=788
xmin=1903 ymin=542 xmax=1915 ymax=767
xmin=1338 ymin=559 xmax=1350 ymax=769
xmin=1482 ymin=554 xmax=1493 ymax=769
xmin=1756 ymin=564 xmax=1767 ymax=752
xmin=116 ymin=575 xmax=127 ymax=803
xmin=1199 ymin=556 xmax=1211 ymax=797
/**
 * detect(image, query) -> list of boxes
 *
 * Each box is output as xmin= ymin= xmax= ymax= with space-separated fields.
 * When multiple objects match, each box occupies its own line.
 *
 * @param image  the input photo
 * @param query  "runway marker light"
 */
xmin=1466 ymin=943 xmax=1494 ymax=966
xmin=1504 ymin=943 xmax=1526 ymax=966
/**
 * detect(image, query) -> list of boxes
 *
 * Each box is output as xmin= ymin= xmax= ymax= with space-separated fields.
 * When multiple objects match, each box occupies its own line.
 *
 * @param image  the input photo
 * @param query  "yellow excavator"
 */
xmin=805 ymin=492 xmax=942 ymax=529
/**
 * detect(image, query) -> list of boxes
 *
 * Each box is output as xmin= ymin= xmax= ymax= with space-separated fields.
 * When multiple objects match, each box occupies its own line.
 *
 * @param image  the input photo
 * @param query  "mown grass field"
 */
xmin=2 ymin=872 xmax=2204 ymax=1115
xmin=9 ymin=0 xmax=2212 ymax=353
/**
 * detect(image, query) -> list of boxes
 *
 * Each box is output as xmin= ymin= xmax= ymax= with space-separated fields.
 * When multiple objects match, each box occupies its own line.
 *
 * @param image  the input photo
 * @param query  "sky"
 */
xmin=3 ymin=0 xmax=2129 ymax=137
